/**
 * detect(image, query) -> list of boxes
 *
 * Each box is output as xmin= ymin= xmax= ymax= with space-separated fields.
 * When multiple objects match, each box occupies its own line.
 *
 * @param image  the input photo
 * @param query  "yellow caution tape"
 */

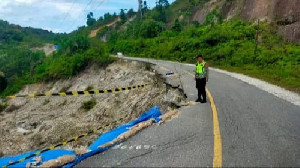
xmin=7 ymin=84 xmax=152 ymax=99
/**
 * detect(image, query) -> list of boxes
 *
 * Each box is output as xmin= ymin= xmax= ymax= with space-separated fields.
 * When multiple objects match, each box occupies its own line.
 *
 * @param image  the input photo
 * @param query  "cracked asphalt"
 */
xmin=76 ymin=58 xmax=300 ymax=167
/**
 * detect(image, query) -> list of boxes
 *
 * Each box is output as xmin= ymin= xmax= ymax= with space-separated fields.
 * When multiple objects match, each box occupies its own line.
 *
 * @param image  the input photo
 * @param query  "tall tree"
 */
xmin=87 ymin=12 xmax=96 ymax=26
xmin=154 ymin=0 xmax=169 ymax=22
xmin=120 ymin=9 xmax=127 ymax=23
xmin=127 ymin=9 xmax=136 ymax=18
xmin=138 ymin=0 xmax=143 ymax=17
xmin=158 ymin=0 xmax=169 ymax=7
xmin=142 ymin=1 xmax=148 ymax=13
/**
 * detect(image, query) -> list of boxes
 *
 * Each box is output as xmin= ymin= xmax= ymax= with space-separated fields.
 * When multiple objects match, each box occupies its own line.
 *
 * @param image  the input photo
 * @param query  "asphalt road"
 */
xmin=77 ymin=58 xmax=300 ymax=167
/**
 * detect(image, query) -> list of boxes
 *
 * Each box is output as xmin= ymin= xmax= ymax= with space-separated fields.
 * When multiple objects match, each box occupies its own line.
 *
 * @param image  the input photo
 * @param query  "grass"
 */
xmin=86 ymin=85 xmax=94 ymax=91
xmin=81 ymin=99 xmax=97 ymax=112
xmin=216 ymin=65 xmax=300 ymax=94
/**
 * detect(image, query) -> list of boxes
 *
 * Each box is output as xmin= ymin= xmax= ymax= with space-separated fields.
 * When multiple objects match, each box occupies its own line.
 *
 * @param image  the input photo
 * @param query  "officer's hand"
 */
xmin=206 ymin=78 xmax=208 ymax=82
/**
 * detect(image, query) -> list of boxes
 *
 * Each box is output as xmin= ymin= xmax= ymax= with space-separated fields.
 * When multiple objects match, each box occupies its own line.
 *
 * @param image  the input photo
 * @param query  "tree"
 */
xmin=139 ymin=19 xmax=165 ymax=38
xmin=98 ymin=16 xmax=104 ymax=22
xmin=87 ymin=12 xmax=96 ymax=26
xmin=153 ymin=0 xmax=169 ymax=22
xmin=127 ymin=9 xmax=136 ymax=18
xmin=142 ymin=1 xmax=148 ymax=14
xmin=120 ymin=9 xmax=127 ymax=24
xmin=157 ymin=0 xmax=169 ymax=7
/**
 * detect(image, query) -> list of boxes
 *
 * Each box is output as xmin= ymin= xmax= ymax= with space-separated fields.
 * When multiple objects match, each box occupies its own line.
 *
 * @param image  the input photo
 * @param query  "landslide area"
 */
xmin=0 ymin=60 xmax=185 ymax=156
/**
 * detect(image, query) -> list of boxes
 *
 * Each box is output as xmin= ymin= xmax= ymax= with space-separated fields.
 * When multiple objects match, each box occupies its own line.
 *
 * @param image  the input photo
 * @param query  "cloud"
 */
xmin=14 ymin=0 xmax=38 ymax=5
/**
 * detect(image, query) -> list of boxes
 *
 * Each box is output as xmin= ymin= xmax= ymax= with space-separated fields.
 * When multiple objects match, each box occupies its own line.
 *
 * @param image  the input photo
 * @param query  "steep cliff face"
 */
xmin=191 ymin=0 xmax=300 ymax=42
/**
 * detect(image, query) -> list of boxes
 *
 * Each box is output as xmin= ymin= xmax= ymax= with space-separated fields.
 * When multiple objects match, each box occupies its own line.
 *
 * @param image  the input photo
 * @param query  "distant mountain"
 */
xmin=0 ymin=19 xmax=56 ymax=47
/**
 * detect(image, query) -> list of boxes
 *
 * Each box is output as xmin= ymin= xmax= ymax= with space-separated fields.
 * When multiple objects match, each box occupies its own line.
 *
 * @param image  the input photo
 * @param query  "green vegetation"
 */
xmin=81 ymin=99 xmax=97 ymax=112
xmin=104 ymin=2 xmax=300 ymax=92
xmin=86 ymin=85 xmax=94 ymax=91
xmin=0 ymin=19 xmax=113 ymax=97
xmin=0 ymin=20 xmax=55 ymax=96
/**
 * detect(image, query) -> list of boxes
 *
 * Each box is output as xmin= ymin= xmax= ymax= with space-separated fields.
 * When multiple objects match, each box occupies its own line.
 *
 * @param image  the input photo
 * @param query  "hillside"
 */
xmin=0 ymin=20 xmax=58 ymax=95
xmin=0 ymin=20 xmax=55 ymax=47
xmin=169 ymin=0 xmax=300 ymax=42
xmin=0 ymin=19 xmax=111 ymax=97
xmin=101 ymin=0 xmax=299 ymax=92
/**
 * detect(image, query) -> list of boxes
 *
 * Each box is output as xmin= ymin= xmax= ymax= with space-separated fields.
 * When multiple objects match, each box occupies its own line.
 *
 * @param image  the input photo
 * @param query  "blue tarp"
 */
xmin=0 ymin=106 xmax=162 ymax=168
xmin=54 ymin=45 xmax=60 ymax=50
xmin=0 ymin=150 xmax=75 ymax=168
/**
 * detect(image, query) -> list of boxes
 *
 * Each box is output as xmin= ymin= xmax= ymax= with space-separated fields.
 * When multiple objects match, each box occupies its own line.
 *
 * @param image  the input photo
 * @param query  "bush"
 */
xmin=81 ymin=99 xmax=97 ymax=112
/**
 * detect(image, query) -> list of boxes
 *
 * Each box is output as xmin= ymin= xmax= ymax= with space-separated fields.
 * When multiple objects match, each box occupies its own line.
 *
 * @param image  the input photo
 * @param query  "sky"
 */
xmin=0 ymin=0 xmax=175 ymax=33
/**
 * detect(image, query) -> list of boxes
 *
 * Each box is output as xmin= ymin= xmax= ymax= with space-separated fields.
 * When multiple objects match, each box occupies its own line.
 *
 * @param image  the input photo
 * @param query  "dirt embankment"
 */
xmin=0 ymin=60 xmax=185 ymax=157
xmin=31 ymin=44 xmax=56 ymax=56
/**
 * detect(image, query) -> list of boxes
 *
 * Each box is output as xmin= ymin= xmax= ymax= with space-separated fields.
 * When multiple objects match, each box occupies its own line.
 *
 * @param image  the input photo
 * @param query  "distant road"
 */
xmin=77 ymin=57 xmax=300 ymax=167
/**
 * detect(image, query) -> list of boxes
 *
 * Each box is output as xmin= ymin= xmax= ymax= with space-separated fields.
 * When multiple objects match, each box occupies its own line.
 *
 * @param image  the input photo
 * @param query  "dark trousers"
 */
xmin=196 ymin=78 xmax=206 ymax=101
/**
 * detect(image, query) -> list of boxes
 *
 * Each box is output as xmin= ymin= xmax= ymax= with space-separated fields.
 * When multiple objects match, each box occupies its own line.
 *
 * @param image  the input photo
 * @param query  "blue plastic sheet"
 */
xmin=0 ymin=150 xmax=75 ymax=168
xmin=0 ymin=106 xmax=162 ymax=168
xmin=54 ymin=45 xmax=60 ymax=50
xmin=65 ymin=106 xmax=162 ymax=167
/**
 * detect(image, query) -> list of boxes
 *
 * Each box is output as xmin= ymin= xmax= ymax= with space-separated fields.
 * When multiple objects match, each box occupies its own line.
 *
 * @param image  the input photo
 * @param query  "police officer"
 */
xmin=195 ymin=54 xmax=209 ymax=103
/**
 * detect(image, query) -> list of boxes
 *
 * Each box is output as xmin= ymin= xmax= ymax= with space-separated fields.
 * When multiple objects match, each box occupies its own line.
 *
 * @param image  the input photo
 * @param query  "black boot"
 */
xmin=196 ymin=98 xmax=202 ymax=102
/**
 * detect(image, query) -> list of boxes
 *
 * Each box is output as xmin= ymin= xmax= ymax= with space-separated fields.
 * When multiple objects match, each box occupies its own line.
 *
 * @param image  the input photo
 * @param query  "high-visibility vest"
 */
xmin=196 ymin=61 xmax=207 ymax=78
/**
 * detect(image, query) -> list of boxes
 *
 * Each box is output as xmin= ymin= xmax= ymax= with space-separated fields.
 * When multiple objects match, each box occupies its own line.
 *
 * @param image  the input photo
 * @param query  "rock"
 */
xmin=17 ymin=127 xmax=32 ymax=135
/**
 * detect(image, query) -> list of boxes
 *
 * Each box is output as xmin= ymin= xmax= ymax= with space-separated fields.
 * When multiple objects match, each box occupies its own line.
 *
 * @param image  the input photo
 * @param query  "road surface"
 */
xmin=77 ymin=58 xmax=300 ymax=167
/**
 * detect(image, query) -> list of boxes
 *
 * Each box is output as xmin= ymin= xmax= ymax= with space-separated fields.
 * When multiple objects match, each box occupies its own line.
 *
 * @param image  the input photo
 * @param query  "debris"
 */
xmin=74 ymin=148 xmax=89 ymax=156
xmin=99 ymin=119 xmax=154 ymax=148
xmin=159 ymin=110 xmax=179 ymax=124
xmin=179 ymin=101 xmax=197 ymax=107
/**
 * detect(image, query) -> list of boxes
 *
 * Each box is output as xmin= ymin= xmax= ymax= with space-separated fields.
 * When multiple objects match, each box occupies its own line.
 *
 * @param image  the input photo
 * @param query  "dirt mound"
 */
xmin=0 ymin=60 xmax=185 ymax=156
